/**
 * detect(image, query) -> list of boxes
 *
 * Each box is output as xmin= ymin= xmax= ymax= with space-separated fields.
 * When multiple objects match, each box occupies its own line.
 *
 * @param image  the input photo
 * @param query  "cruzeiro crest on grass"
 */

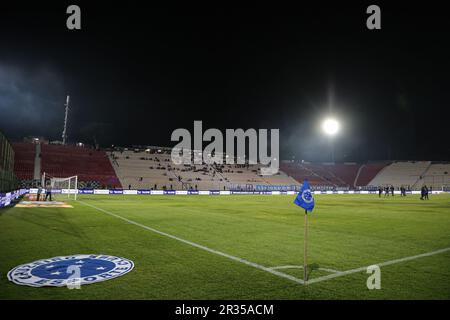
xmin=7 ymin=254 xmax=134 ymax=287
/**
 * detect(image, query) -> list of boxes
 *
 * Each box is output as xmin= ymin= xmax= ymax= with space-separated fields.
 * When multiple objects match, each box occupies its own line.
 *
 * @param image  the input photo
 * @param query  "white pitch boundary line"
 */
xmin=269 ymin=265 xmax=342 ymax=274
xmin=307 ymin=247 xmax=450 ymax=285
xmin=77 ymin=200 xmax=305 ymax=285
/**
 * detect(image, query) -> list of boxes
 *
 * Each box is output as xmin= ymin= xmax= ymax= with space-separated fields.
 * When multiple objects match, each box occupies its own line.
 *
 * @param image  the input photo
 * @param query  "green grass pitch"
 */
xmin=0 ymin=193 xmax=449 ymax=299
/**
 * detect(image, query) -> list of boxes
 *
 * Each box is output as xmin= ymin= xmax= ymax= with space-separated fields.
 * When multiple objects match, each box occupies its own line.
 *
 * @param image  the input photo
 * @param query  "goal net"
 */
xmin=42 ymin=173 xmax=78 ymax=200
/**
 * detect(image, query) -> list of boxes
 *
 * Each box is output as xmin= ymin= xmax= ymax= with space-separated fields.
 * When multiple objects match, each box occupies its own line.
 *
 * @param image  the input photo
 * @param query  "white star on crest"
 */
xmin=96 ymin=267 xmax=106 ymax=270
xmin=50 ymin=271 xmax=61 ymax=275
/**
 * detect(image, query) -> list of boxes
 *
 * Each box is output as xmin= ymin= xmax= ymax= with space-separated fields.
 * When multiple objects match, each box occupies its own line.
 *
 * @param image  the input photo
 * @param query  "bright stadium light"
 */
xmin=322 ymin=118 xmax=339 ymax=136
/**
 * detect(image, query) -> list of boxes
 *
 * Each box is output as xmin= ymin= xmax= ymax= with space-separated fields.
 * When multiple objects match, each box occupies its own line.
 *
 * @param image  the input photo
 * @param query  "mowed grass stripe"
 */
xmin=78 ymin=200 xmax=305 ymax=285
xmin=1 ymin=193 xmax=449 ymax=299
xmin=76 ymin=194 xmax=450 ymax=271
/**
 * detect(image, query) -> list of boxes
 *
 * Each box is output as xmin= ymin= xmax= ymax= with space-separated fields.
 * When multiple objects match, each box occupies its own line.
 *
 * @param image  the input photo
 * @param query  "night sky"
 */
xmin=0 ymin=1 xmax=449 ymax=161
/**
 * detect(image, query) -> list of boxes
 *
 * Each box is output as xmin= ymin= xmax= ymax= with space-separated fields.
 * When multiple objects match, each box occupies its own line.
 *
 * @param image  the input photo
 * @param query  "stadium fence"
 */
xmin=0 ymin=132 xmax=18 ymax=193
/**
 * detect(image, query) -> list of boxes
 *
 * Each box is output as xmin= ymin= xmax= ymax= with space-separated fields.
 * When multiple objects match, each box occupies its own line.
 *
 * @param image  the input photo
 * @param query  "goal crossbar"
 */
xmin=42 ymin=172 xmax=78 ymax=200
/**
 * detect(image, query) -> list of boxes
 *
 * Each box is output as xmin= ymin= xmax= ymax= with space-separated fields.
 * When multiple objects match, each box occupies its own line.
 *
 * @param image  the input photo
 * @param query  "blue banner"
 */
xmin=79 ymin=189 xmax=94 ymax=194
xmin=0 ymin=189 xmax=28 ymax=208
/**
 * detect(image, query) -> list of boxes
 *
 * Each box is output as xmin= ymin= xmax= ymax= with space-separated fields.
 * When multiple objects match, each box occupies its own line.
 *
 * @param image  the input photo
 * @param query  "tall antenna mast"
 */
xmin=62 ymin=95 xmax=70 ymax=145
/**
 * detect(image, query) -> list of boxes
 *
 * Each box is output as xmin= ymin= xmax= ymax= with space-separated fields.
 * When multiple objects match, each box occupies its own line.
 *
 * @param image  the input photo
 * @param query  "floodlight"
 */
xmin=322 ymin=118 xmax=339 ymax=135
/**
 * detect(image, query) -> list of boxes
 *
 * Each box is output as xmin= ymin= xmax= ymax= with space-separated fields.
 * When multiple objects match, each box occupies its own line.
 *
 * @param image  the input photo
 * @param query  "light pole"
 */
xmin=322 ymin=118 xmax=339 ymax=162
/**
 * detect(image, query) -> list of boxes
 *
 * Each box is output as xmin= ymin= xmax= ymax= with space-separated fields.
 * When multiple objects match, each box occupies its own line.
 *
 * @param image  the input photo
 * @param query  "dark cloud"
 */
xmin=0 ymin=2 xmax=449 ymax=160
xmin=0 ymin=64 xmax=66 ymax=139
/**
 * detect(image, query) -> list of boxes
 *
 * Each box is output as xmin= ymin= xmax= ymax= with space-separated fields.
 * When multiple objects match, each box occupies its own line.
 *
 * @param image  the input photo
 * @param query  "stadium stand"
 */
xmin=0 ymin=133 xmax=18 ymax=192
xmin=326 ymin=163 xmax=360 ymax=186
xmin=40 ymin=144 xmax=121 ymax=188
xmin=354 ymin=162 xmax=391 ymax=187
xmin=109 ymin=147 xmax=299 ymax=190
xmin=11 ymin=142 xmax=35 ymax=181
xmin=11 ymin=141 xmax=448 ymax=191
xmin=280 ymin=161 xmax=363 ymax=188
xmin=413 ymin=162 xmax=450 ymax=190
xmin=109 ymin=149 xmax=225 ymax=190
xmin=368 ymin=161 xmax=431 ymax=189
xmin=215 ymin=163 xmax=299 ymax=190
xmin=280 ymin=162 xmax=330 ymax=186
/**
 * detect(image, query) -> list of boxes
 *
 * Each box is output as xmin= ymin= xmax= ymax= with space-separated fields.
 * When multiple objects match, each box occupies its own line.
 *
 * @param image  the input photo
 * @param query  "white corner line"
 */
xmin=77 ymin=200 xmax=305 ymax=285
xmin=307 ymin=247 xmax=450 ymax=285
xmin=269 ymin=265 xmax=342 ymax=274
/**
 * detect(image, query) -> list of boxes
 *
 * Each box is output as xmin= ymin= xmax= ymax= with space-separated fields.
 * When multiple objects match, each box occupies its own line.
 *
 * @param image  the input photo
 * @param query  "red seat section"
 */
xmin=12 ymin=142 xmax=35 ymax=180
xmin=280 ymin=162 xmax=378 ymax=188
xmin=280 ymin=162 xmax=334 ymax=186
xmin=327 ymin=164 xmax=360 ymax=186
xmin=40 ymin=144 xmax=121 ymax=188
xmin=355 ymin=162 xmax=390 ymax=186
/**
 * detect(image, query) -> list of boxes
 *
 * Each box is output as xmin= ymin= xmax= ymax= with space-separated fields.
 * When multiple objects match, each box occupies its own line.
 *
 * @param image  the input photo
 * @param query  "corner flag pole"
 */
xmin=304 ymin=209 xmax=308 ymax=283
xmin=294 ymin=179 xmax=314 ymax=284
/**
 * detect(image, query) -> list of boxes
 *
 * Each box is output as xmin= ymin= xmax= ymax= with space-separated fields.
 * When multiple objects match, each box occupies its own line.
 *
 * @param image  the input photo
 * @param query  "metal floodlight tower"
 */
xmin=62 ymin=95 xmax=70 ymax=145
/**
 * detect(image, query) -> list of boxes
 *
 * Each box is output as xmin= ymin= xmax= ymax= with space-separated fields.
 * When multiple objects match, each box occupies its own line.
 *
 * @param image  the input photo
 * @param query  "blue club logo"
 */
xmin=301 ymin=189 xmax=314 ymax=203
xmin=7 ymin=254 xmax=134 ymax=287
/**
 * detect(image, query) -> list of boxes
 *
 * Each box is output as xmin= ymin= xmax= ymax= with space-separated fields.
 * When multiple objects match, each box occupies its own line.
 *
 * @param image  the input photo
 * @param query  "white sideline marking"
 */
xmin=77 ymin=201 xmax=305 ymax=285
xmin=269 ymin=265 xmax=342 ymax=274
xmin=307 ymin=247 xmax=450 ymax=285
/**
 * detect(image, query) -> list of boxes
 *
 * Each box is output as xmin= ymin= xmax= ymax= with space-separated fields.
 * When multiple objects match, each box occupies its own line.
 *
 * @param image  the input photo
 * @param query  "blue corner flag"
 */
xmin=294 ymin=179 xmax=315 ymax=212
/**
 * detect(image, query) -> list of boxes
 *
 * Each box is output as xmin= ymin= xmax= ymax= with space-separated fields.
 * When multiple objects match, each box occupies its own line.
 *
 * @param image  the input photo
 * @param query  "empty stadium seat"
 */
xmin=40 ymin=144 xmax=121 ymax=188
xmin=413 ymin=163 xmax=450 ymax=190
xmin=12 ymin=142 xmax=35 ymax=180
xmin=110 ymin=149 xmax=299 ymax=190
xmin=368 ymin=161 xmax=431 ymax=189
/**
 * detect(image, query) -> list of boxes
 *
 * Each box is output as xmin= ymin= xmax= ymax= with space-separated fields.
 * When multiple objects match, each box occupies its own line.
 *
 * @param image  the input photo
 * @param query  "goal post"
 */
xmin=42 ymin=172 xmax=78 ymax=200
